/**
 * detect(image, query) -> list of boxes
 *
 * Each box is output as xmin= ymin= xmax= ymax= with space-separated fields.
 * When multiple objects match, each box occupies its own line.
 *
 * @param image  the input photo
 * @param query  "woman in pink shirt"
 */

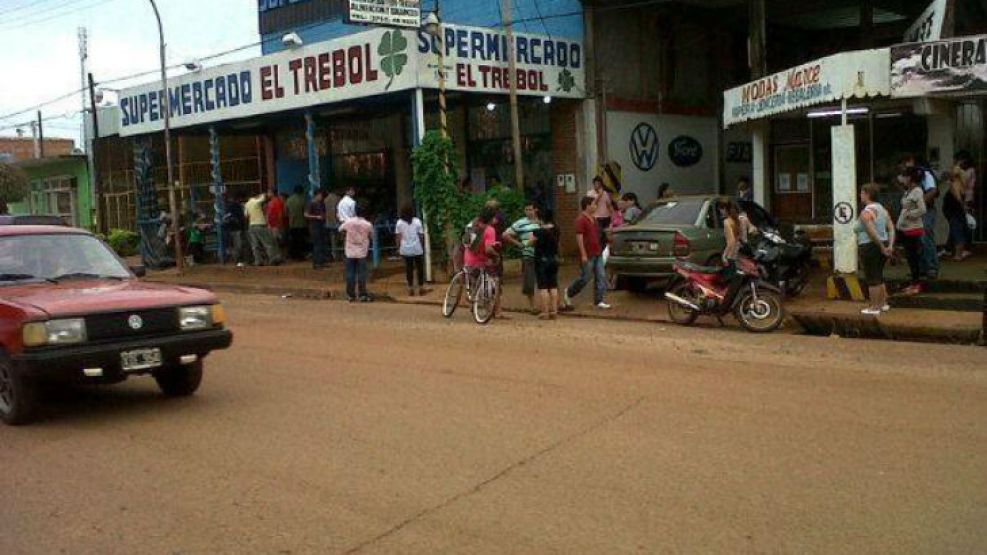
xmin=338 ymin=204 xmax=374 ymax=302
xmin=463 ymin=207 xmax=503 ymax=317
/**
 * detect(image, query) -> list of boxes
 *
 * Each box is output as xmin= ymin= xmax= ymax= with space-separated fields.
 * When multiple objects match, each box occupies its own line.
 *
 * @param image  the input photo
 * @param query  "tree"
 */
xmin=0 ymin=163 xmax=29 ymax=206
xmin=411 ymin=131 xmax=526 ymax=274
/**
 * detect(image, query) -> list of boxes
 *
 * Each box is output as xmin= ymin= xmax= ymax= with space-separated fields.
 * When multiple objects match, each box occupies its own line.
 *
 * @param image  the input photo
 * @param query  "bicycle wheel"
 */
xmin=472 ymin=273 xmax=497 ymax=325
xmin=442 ymin=271 xmax=465 ymax=318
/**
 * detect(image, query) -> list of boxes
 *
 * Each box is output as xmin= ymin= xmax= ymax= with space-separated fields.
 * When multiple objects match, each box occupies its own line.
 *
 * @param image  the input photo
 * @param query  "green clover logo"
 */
xmin=378 ymin=29 xmax=409 ymax=90
xmin=557 ymin=68 xmax=576 ymax=93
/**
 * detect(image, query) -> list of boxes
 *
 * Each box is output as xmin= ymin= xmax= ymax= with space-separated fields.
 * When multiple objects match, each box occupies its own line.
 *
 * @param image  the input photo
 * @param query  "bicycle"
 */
xmin=442 ymin=265 xmax=499 ymax=324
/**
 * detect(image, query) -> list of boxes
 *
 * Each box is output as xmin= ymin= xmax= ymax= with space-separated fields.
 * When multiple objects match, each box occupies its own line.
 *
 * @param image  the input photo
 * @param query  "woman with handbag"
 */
xmin=897 ymin=167 xmax=928 ymax=295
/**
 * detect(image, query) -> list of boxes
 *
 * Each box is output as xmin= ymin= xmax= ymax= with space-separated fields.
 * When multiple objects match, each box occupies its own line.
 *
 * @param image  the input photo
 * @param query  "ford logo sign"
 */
xmin=128 ymin=314 xmax=144 ymax=331
xmin=668 ymin=136 xmax=703 ymax=167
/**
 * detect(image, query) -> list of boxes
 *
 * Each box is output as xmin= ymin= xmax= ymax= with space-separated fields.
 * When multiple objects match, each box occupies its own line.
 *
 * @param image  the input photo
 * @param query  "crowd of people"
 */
xmin=221 ymin=185 xmax=391 ymax=302
xmin=856 ymin=152 xmax=978 ymax=315
xmin=174 ymin=148 xmax=978 ymax=321
xmin=453 ymin=176 xmax=656 ymax=321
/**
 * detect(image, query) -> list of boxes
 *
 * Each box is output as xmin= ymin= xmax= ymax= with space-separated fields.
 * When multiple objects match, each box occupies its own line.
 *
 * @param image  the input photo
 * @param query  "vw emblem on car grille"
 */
xmin=127 ymin=314 xmax=144 ymax=331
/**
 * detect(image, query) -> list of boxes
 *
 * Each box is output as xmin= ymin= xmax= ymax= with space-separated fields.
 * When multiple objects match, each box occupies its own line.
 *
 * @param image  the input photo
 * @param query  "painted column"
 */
xmin=751 ymin=121 xmax=770 ymax=209
xmin=209 ymin=126 xmax=226 ymax=265
xmin=305 ymin=111 xmax=320 ymax=195
xmin=831 ymin=124 xmax=858 ymax=274
xmin=412 ymin=88 xmax=433 ymax=282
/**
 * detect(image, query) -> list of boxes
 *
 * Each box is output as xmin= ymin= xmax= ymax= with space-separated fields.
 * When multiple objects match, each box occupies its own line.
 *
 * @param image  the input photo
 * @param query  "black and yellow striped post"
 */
xmin=599 ymin=161 xmax=622 ymax=195
xmin=827 ymin=273 xmax=868 ymax=301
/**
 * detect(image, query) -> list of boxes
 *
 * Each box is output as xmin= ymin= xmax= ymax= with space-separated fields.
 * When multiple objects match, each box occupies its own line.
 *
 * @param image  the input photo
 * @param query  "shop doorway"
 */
xmin=772 ymin=144 xmax=811 ymax=223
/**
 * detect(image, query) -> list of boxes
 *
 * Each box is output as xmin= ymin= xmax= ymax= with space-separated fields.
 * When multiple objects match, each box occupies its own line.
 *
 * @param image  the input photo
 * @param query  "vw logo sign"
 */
xmin=629 ymin=123 xmax=659 ymax=171
xmin=127 ymin=314 xmax=144 ymax=331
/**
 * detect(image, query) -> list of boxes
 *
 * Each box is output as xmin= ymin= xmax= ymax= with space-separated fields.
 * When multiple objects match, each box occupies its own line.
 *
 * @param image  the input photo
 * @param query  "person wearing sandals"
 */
xmin=528 ymin=210 xmax=561 ymax=320
xmin=855 ymin=183 xmax=895 ymax=316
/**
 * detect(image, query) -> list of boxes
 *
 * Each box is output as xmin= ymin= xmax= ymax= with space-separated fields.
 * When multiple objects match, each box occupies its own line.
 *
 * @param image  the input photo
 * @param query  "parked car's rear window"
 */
xmin=636 ymin=199 xmax=705 ymax=226
xmin=0 ymin=234 xmax=131 ymax=284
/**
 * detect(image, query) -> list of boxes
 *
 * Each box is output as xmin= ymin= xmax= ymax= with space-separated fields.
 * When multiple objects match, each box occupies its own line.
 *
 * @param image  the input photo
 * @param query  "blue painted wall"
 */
xmin=261 ymin=0 xmax=584 ymax=54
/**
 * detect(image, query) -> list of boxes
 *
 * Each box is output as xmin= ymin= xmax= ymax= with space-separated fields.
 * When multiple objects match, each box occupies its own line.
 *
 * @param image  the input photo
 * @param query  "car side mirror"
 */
xmin=130 ymin=265 xmax=147 ymax=278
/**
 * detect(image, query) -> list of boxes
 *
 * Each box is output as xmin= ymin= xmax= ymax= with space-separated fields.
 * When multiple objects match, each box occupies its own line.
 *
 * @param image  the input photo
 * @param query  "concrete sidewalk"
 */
xmin=147 ymin=258 xmax=985 ymax=345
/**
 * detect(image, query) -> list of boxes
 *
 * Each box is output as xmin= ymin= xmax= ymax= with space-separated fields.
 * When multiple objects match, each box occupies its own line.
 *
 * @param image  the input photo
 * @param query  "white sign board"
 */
xmin=904 ymin=0 xmax=947 ymax=43
xmin=416 ymin=24 xmax=585 ymax=99
xmin=606 ymin=112 xmax=718 ymax=203
xmin=347 ymin=0 xmax=420 ymax=29
xmin=723 ymin=49 xmax=890 ymax=128
xmin=116 ymin=28 xmax=418 ymax=137
xmin=890 ymin=35 xmax=987 ymax=98
xmin=831 ymin=125 xmax=858 ymax=274
xmin=116 ymin=24 xmax=586 ymax=138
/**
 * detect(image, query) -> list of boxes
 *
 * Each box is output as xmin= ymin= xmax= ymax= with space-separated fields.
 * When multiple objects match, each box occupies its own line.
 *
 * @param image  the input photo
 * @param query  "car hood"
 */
xmin=0 ymin=280 xmax=217 ymax=319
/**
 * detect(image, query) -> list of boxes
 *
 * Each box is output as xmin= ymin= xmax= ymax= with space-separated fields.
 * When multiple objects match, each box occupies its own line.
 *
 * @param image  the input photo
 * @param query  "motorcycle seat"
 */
xmin=677 ymin=260 xmax=724 ymax=274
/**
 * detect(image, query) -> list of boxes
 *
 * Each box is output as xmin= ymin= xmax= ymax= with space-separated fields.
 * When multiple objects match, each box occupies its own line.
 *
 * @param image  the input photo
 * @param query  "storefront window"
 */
xmin=464 ymin=99 xmax=554 ymax=209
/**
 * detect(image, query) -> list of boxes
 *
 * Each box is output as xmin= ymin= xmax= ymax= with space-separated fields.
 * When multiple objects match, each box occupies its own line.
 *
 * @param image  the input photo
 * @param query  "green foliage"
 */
xmin=378 ymin=29 xmax=409 ymax=90
xmin=0 ymin=163 xmax=29 ymax=204
xmin=411 ymin=131 xmax=527 ymax=261
xmin=411 ymin=131 xmax=461 ymax=244
xmin=106 ymin=229 xmax=140 ymax=257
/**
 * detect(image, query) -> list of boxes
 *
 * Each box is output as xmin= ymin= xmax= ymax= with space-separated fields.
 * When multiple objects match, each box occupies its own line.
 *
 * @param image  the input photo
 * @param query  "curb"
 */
xmin=791 ymin=312 xmax=982 ymax=345
xmin=150 ymin=279 xmax=983 ymax=346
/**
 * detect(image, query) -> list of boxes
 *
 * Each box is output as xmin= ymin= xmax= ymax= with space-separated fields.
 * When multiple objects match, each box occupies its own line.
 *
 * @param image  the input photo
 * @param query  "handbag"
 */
xmin=967 ymin=212 xmax=978 ymax=231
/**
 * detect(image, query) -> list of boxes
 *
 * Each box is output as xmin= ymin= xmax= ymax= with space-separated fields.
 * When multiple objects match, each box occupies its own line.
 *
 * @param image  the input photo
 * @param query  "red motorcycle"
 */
xmin=664 ymin=256 xmax=785 ymax=333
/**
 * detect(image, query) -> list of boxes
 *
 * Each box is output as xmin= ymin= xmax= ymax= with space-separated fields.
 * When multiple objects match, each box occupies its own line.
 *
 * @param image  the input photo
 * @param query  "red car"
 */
xmin=0 ymin=225 xmax=232 ymax=425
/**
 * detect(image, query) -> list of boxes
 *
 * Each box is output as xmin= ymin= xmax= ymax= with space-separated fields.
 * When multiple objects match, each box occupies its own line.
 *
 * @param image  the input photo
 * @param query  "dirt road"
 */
xmin=2 ymin=294 xmax=985 ymax=553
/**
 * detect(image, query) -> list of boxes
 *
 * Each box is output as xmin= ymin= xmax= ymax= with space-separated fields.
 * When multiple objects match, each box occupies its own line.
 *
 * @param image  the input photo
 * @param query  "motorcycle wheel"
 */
xmin=734 ymin=289 xmax=784 ymax=333
xmin=666 ymin=282 xmax=700 ymax=326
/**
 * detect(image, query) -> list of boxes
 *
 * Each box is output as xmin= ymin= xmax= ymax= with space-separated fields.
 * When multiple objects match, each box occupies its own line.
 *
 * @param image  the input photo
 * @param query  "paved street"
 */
xmin=2 ymin=293 xmax=986 ymax=554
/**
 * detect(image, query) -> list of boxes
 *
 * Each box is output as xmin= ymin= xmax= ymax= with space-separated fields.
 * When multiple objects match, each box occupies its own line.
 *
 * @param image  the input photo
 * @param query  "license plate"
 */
xmin=631 ymin=241 xmax=658 ymax=253
xmin=121 ymin=348 xmax=162 ymax=372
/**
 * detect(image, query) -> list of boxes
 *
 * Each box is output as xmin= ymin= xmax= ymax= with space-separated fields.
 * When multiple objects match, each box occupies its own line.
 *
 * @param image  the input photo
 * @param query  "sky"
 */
xmin=0 ymin=0 xmax=262 ymax=142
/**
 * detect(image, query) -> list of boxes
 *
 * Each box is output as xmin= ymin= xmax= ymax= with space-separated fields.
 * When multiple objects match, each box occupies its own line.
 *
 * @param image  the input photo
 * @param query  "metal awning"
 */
xmin=722 ymin=48 xmax=891 ymax=128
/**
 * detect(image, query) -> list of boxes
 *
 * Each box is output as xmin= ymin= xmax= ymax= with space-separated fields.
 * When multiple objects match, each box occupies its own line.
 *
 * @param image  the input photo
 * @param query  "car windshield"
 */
xmin=0 ymin=234 xmax=131 ymax=284
xmin=636 ymin=199 xmax=705 ymax=226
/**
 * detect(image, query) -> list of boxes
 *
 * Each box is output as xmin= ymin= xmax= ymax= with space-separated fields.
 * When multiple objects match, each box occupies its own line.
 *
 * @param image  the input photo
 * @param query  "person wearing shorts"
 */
xmin=530 ymin=210 xmax=560 ymax=320
xmin=502 ymin=202 xmax=542 ymax=313
xmin=855 ymin=183 xmax=895 ymax=316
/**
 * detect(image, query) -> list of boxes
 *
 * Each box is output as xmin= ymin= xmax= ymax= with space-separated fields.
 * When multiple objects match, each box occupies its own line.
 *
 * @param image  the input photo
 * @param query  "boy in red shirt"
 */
xmin=563 ymin=196 xmax=610 ymax=310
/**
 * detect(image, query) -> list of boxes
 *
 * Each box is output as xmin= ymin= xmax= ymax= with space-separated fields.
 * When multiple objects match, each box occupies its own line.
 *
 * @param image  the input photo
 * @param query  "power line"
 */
xmin=4 ymin=2 xmax=572 ymax=126
xmin=0 ymin=0 xmax=67 ymax=17
xmin=529 ymin=0 xmax=554 ymax=40
xmin=0 ymin=89 xmax=86 ymax=123
xmin=0 ymin=0 xmax=123 ymax=31
xmin=0 ymin=111 xmax=82 ymax=134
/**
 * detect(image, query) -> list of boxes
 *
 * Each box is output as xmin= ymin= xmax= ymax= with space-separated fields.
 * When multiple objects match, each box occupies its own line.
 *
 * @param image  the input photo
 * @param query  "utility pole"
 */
xmin=748 ymin=0 xmax=767 ymax=78
xmin=148 ymin=0 xmax=183 ymax=273
xmin=37 ymin=111 xmax=45 ymax=158
xmin=30 ymin=120 xmax=39 ymax=159
xmin=502 ymin=0 xmax=524 ymax=192
xmin=78 ymin=27 xmax=89 ymax=154
xmin=88 ymin=72 xmax=104 ymax=234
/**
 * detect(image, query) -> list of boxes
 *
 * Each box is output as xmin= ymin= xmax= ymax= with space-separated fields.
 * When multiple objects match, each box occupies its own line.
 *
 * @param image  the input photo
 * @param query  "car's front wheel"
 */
xmin=154 ymin=360 xmax=203 ymax=397
xmin=0 ymin=353 xmax=38 ymax=426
